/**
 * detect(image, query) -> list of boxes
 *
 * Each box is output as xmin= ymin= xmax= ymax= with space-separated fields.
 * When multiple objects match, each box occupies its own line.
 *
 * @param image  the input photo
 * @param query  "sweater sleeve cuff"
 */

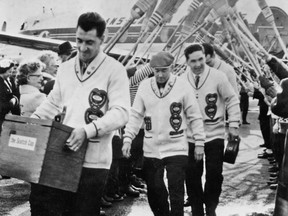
xmin=123 ymin=137 xmax=132 ymax=144
xmin=195 ymin=141 xmax=205 ymax=147
xmin=83 ymin=122 xmax=98 ymax=139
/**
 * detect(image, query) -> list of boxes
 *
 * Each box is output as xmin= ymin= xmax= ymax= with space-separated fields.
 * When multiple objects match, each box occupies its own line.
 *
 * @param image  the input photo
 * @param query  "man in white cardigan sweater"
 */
xmin=30 ymin=12 xmax=130 ymax=216
xmin=122 ymin=51 xmax=205 ymax=216
xmin=183 ymin=43 xmax=240 ymax=216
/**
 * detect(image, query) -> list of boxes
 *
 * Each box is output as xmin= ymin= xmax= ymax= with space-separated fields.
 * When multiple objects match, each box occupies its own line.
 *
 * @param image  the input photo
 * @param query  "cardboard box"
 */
xmin=0 ymin=115 xmax=87 ymax=192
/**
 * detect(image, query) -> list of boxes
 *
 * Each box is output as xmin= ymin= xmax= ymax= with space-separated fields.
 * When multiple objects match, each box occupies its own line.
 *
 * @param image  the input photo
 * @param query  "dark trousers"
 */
xmin=240 ymin=92 xmax=249 ymax=122
xmin=30 ymin=168 xmax=109 ymax=216
xmin=259 ymin=115 xmax=271 ymax=149
xmin=105 ymin=158 xmax=120 ymax=196
xmin=273 ymin=133 xmax=285 ymax=169
xmin=143 ymin=155 xmax=188 ymax=216
xmin=186 ymin=139 xmax=224 ymax=216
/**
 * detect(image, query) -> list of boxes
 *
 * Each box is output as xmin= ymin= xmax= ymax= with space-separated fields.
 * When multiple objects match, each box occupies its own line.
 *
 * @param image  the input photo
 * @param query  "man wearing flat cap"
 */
xmin=122 ymin=51 xmax=205 ymax=216
xmin=0 ymin=59 xmax=20 ymax=132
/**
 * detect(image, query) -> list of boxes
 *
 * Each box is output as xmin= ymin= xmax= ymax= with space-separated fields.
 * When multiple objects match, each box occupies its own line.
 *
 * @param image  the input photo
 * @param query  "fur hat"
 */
xmin=150 ymin=51 xmax=174 ymax=68
xmin=58 ymin=41 xmax=74 ymax=55
xmin=0 ymin=59 xmax=14 ymax=74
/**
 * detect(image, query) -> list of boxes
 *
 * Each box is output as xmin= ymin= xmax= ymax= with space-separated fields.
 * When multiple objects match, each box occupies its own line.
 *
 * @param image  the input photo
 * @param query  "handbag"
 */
xmin=223 ymin=136 xmax=241 ymax=164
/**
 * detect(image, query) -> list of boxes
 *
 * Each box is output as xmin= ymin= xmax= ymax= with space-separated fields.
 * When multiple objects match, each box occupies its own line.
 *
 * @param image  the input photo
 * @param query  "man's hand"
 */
xmin=266 ymin=86 xmax=277 ymax=98
xmin=228 ymin=127 xmax=239 ymax=141
xmin=194 ymin=146 xmax=204 ymax=161
xmin=258 ymin=51 xmax=272 ymax=62
xmin=9 ymin=97 xmax=17 ymax=107
xmin=66 ymin=128 xmax=87 ymax=152
xmin=122 ymin=142 xmax=132 ymax=158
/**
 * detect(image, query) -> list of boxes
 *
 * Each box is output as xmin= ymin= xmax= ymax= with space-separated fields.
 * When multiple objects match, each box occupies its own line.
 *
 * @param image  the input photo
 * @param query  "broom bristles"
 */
xmin=257 ymin=0 xmax=274 ymax=24
xmin=131 ymin=0 xmax=158 ymax=19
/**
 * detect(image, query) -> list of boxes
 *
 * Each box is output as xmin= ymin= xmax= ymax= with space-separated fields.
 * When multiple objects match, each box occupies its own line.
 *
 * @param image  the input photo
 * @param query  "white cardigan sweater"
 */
xmin=32 ymin=51 xmax=130 ymax=169
xmin=124 ymin=75 xmax=205 ymax=159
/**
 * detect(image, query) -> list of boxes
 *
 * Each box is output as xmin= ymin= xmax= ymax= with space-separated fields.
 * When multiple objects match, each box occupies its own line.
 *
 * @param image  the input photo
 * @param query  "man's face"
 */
xmin=205 ymin=54 xmax=214 ymax=67
xmin=10 ymin=65 xmax=18 ymax=79
xmin=76 ymin=27 xmax=103 ymax=63
xmin=153 ymin=66 xmax=171 ymax=84
xmin=59 ymin=54 xmax=69 ymax=63
xmin=186 ymin=50 xmax=206 ymax=75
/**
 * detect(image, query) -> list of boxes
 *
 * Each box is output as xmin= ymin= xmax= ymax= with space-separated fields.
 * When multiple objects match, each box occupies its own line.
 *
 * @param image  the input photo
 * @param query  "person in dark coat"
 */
xmin=0 ymin=59 xmax=19 ymax=132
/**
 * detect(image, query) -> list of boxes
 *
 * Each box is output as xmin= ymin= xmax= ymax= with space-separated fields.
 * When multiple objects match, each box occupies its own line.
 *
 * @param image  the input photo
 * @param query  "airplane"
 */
xmin=1 ymin=0 xmax=288 ymax=61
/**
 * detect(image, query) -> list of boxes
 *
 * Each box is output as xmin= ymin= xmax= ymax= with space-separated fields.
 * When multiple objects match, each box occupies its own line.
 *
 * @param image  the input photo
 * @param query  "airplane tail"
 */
xmin=1 ymin=21 xmax=7 ymax=32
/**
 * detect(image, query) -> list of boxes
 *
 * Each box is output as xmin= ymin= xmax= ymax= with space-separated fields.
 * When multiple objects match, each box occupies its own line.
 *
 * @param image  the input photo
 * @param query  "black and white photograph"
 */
xmin=0 ymin=0 xmax=288 ymax=215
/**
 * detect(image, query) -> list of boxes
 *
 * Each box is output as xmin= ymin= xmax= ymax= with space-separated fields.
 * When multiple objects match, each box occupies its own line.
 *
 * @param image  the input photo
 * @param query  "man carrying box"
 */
xmin=30 ymin=12 xmax=130 ymax=216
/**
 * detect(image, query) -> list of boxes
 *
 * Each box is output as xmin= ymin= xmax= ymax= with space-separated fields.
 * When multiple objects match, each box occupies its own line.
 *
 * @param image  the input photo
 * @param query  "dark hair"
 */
xmin=202 ymin=43 xmax=215 ymax=57
xmin=16 ymin=59 xmax=45 ymax=85
xmin=77 ymin=12 xmax=106 ymax=38
xmin=184 ymin=43 xmax=204 ymax=60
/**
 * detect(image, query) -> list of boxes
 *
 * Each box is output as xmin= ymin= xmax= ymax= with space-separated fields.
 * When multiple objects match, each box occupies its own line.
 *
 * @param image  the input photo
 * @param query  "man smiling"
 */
xmin=183 ymin=43 xmax=240 ymax=216
xmin=30 ymin=12 xmax=130 ymax=216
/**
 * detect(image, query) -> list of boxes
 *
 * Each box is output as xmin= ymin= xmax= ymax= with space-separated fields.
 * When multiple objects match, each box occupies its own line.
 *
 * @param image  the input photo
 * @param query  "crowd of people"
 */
xmin=0 ymin=9 xmax=287 ymax=216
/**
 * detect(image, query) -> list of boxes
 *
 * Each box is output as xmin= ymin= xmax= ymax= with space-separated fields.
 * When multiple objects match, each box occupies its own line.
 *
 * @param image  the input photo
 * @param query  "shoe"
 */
xmin=269 ymin=159 xmax=277 ymax=164
xmin=103 ymin=195 xmax=114 ymax=202
xmin=269 ymin=176 xmax=278 ymax=181
xmin=131 ymin=184 xmax=147 ymax=194
xmin=100 ymin=197 xmax=112 ymax=208
xmin=270 ymin=183 xmax=278 ymax=190
xmin=270 ymin=172 xmax=279 ymax=178
xmin=258 ymin=152 xmax=273 ymax=159
xmin=112 ymin=193 xmax=124 ymax=201
xmin=267 ymin=179 xmax=278 ymax=185
xmin=100 ymin=207 xmax=106 ymax=216
xmin=184 ymin=198 xmax=191 ymax=207
xmin=130 ymin=175 xmax=146 ymax=189
xmin=100 ymin=207 xmax=105 ymax=216
xmin=268 ymin=166 xmax=279 ymax=173
xmin=125 ymin=185 xmax=140 ymax=197
xmin=257 ymin=153 xmax=269 ymax=159
xmin=259 ymin=143 xmax=268 ymax=148
xmin=242 ymin=121 xmax=250 ymax=125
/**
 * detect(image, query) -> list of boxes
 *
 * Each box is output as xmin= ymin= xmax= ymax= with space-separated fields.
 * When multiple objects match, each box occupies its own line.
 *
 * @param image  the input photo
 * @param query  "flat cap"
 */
xmin=150 ymin=51 xmax=174 ymax=68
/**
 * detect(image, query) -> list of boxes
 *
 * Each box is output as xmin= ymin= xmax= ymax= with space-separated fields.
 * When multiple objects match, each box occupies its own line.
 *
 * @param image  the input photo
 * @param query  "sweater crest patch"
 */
xmin=84 ymin=88 xmax=107 ymax=124
xmin=205 ymin=93 xmax=218 ymax=120
xmin=169 ymin=102 xmax=184 ymax=135
xmin=144 ymin=116 xmax=152 ymax=131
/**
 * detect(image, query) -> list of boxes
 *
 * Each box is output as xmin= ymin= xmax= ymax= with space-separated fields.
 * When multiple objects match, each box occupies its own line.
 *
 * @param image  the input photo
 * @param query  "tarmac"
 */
xmin=1 ymin=98 xmax=277 ymax=216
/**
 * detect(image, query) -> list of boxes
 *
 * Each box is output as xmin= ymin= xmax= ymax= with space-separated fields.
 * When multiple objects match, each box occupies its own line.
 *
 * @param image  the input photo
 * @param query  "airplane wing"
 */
xmin=0 ymin=31 xmax=65 ymax=53
xmin=0 ymin=31 xmax=159 ymax=64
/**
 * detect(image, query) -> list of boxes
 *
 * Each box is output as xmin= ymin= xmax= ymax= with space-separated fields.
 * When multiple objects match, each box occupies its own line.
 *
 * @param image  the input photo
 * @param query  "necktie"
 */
xmin=82 ymin=62 xmax=88 ymax=74
xmin=195 ymin=75 xmax=200 ymax=88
